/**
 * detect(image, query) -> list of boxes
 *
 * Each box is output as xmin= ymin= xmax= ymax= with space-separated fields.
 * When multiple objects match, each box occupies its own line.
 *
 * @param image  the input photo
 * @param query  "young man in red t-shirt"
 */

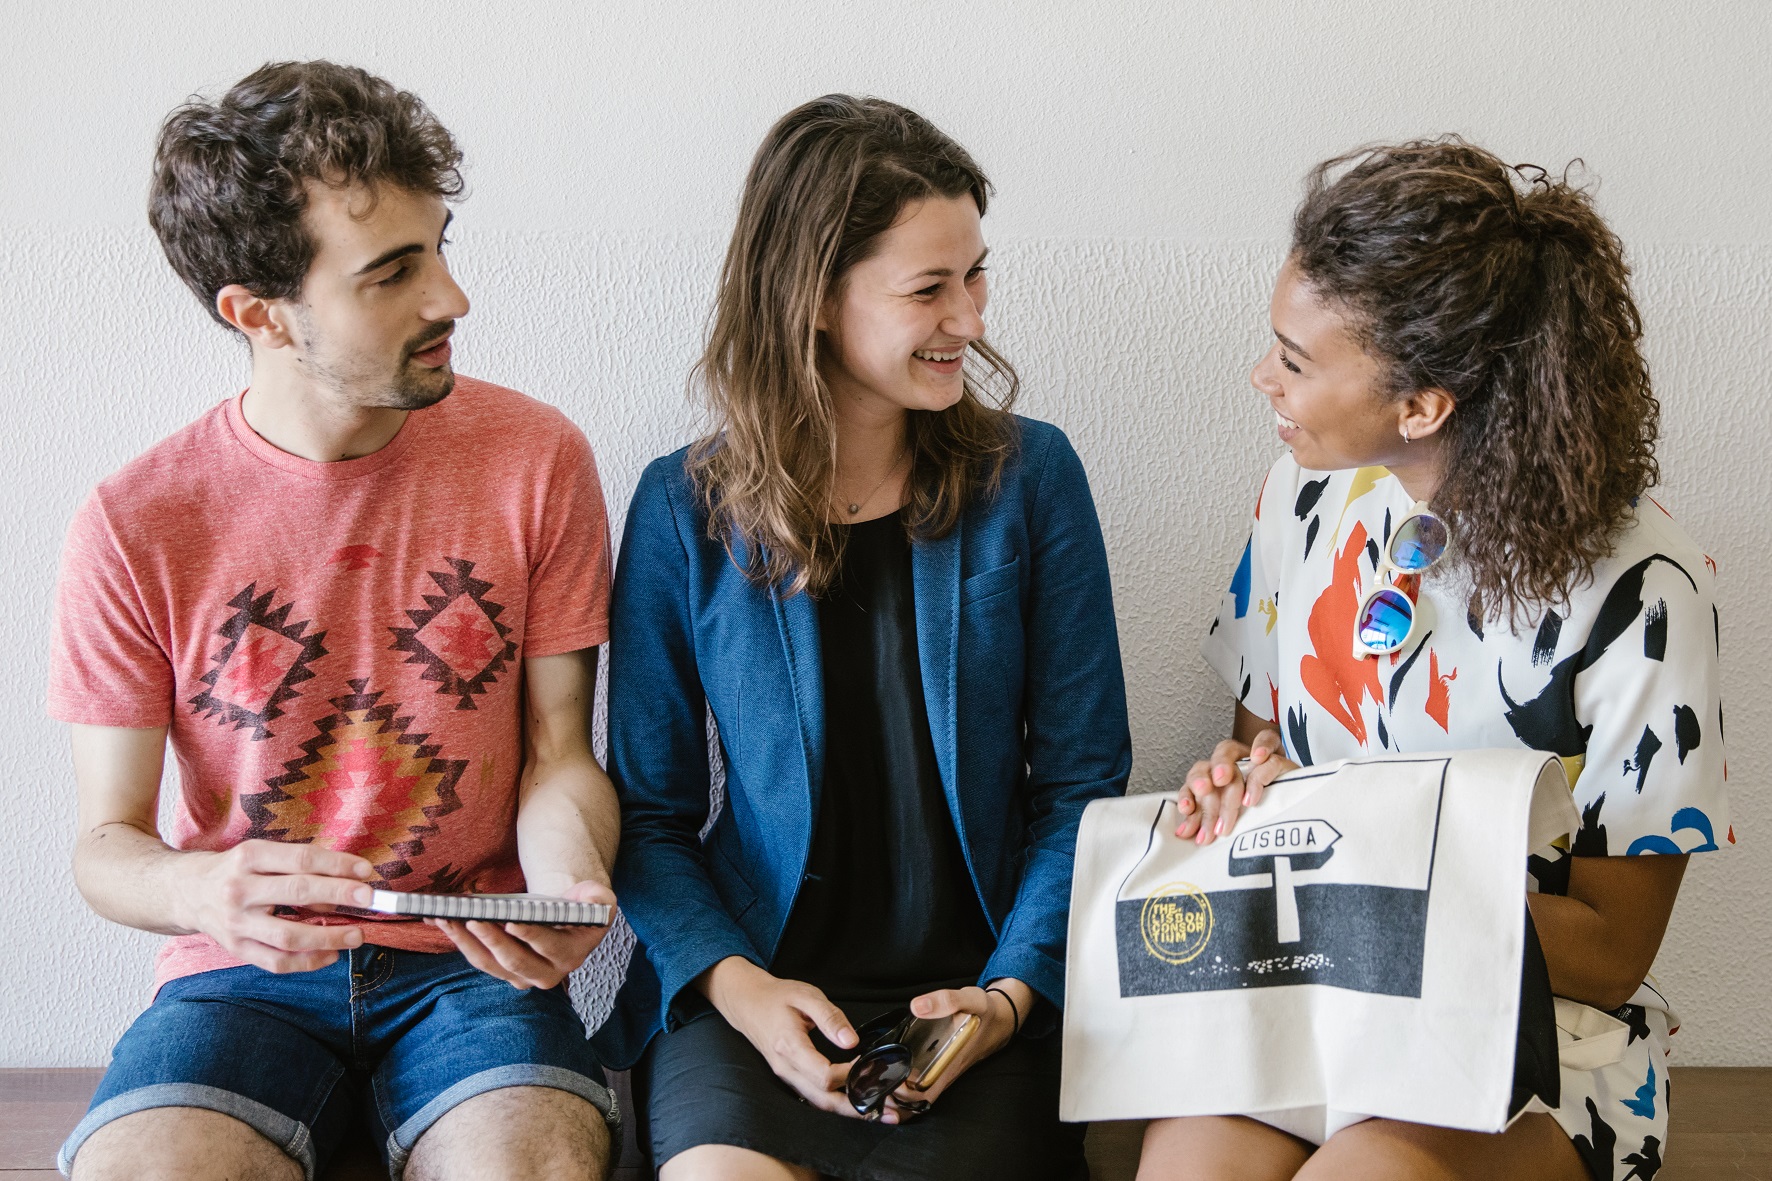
xmin=50 ymin=61 xmax=619 ymax=1181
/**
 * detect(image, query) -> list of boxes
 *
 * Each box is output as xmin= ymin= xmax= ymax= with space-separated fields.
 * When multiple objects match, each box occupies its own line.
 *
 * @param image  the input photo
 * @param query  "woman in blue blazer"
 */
xmin=597 ymin=95 xmax=1131 ymax=1181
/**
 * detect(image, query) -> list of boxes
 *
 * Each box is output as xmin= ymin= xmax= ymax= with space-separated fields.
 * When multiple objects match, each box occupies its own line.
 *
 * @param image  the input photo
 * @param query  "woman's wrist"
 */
xmin=984 ymin=977 xmax=1033 ymax=1041
xmin=984 ymin=986 xmax=1021 ymax=1039
xmin=698 ymin=954 xmax=766 ymax=1014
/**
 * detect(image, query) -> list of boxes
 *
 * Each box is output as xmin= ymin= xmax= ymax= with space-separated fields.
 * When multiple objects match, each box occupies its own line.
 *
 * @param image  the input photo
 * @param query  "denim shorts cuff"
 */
xmin=58 ymin=1083 xmax=316 ymax=1181
xmin=385 ymin=1064 xmax=621 ymax=1179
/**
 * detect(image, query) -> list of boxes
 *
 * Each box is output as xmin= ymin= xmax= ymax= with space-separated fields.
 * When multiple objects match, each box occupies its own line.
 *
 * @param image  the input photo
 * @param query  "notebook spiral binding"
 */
xmin=367 ymin=890 xmax=611 ymax=927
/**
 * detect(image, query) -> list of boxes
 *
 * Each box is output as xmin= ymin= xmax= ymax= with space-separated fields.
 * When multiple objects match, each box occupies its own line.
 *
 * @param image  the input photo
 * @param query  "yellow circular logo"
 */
xmin=1139 ymin=881 xmax=1214 ymax=964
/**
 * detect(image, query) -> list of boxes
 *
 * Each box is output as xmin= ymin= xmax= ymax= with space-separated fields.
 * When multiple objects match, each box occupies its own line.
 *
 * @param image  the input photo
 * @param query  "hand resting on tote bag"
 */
xmin=1061 ymin=750 xmax=1581 ymax=1141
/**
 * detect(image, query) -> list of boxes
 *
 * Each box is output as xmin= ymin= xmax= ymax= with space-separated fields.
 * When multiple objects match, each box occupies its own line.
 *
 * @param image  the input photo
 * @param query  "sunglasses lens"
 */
xmin=1390 ymin=513 xmax=1448 ymax=572
xmin=854 ymin=1008 xmax=913 ymax=1051
xmin=847 ymin=1045 xmax=913 ymax=1114
xmin=1357 ymin=586 xmax=1415 ymax=653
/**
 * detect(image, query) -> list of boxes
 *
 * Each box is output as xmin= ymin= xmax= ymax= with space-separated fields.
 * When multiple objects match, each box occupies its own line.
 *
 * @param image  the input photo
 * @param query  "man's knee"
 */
xmin=406 ymin=1084 xmax=613 ymax=1181
xmin=70 ymin=1105 xmax=302 ymax=1181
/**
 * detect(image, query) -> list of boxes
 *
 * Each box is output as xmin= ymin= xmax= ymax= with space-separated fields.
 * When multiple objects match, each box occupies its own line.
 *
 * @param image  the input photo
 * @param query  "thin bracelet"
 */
xmin=985 ymin=985 xmax=1022 ymax=1038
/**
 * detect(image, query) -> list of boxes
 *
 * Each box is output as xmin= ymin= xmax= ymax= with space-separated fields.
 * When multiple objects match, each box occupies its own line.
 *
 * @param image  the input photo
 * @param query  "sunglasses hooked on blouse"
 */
xmin=1351 ymin=502 xmax=1451 ymax=659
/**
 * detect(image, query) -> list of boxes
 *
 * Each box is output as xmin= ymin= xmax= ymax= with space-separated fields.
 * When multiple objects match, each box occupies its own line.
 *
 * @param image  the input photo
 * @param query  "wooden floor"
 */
xmin=5 ymin=1067 xmax=1769 ymax=1178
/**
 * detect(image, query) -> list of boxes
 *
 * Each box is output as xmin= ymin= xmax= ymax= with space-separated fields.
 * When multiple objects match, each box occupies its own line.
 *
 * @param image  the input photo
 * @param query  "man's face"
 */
xmin=287 ymin=182 xmax=470 ymax=410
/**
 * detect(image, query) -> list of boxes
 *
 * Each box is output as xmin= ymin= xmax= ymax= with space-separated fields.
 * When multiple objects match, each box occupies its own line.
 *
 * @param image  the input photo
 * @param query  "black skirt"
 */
xmin=635 ymin=999 xmax=1087 ymax=1181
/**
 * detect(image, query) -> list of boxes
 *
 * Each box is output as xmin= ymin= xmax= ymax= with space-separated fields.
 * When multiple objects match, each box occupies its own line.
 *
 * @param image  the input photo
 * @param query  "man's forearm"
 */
xmin=74 ymin=819 xmax=208 ymax=936
xmin=515 ymin=754 xmax=620 ymax=896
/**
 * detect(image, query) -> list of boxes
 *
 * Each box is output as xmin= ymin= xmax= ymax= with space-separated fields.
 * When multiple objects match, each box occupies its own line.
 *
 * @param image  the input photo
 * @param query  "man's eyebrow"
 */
xmin=906 ymin=246 xmax=990 ymax=282
xmin=1275 ymin=331 xmax=1313 ymax=362
xmin=354 ymin=212 xmax=454 ymax=277
xmin=354 ymin=242 xmax=423 ymax=277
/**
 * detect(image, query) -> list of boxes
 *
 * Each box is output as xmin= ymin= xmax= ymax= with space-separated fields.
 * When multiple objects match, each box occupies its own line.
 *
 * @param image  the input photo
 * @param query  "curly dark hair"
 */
xmin=1289 ymin=137 xmax=1660 ymax=626
xmin=149 ymin=60 xmax=464 ymax=329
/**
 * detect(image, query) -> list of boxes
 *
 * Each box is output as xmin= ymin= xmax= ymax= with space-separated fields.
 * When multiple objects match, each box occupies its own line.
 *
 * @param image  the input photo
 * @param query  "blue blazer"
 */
xmin=593 ymin=417 xmax=1131 ymax=1069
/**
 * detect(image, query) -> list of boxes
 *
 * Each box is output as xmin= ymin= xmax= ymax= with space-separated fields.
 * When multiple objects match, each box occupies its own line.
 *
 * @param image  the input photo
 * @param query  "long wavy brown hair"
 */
xmin=685 ymin=95 xmax=1019 ymax=596
xmin=1290 ymin=137 xmax=1660 ymax=626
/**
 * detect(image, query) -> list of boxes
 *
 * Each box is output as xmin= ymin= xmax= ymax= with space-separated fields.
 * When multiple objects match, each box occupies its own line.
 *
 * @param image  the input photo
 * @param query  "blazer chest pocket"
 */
xmin=961 ymin=557 xmax=1020 ymax=605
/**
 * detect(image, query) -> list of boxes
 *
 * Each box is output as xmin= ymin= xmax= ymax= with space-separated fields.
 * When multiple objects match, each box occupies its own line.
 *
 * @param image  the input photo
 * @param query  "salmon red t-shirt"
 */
xmin=48 ymin=377 xmax=611 ymax=988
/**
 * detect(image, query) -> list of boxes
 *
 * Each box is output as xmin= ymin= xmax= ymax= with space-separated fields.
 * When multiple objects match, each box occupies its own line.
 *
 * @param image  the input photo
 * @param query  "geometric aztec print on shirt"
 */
xmin=241 ymin=678 xmax=466 ymax=885
xmin=188 ymin=583 xmax=328 ymax=741
xmin=390 ymin=557 xmax=518 ymax=711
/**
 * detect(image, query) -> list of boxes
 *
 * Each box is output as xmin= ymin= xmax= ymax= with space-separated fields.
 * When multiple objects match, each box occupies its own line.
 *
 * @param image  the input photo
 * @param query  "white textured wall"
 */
xmin=3 ymin=1 xmax=1767 ymax=1066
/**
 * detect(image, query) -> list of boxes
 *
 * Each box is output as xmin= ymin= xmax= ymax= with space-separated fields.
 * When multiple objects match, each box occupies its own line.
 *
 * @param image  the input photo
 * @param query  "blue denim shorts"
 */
xmin=59 ymin=946 xmax=618 ymax=1180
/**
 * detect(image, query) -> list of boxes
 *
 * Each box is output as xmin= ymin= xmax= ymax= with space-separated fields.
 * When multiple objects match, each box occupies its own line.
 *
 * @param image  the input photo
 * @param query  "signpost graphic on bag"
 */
xmin=1064 ymin=752 xmax=1582 ymax=1131
xmin=1114 ymin=770 xmax=1444 ymax=999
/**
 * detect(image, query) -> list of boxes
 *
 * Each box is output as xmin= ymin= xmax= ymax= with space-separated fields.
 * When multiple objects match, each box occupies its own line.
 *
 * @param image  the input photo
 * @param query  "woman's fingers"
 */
xmin=773 ymin=1040 xmax=853 ymax=1116
xmin=1176 ymin=760 xmax=1212 ymax=838
xmin=1175 ymin=736 xmax=1289 ymax=844
xmin=909 ymin=987 xmax=986 ymax=1021
xmin=791 ymin=986 xmax=858 ymax=1050
xmin=1242 ymin=729 xmax=1295 ymax=807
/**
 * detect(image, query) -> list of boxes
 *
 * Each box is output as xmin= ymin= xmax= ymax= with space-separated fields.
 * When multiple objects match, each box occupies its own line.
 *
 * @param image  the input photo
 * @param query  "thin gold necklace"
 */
xmin=839 ymin=449 xmax=908 ymax=517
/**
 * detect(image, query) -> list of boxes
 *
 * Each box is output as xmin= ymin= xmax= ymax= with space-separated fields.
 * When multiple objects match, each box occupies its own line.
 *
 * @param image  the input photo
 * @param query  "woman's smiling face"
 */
xmin=1250 ymin=257 xmax=1410 ymax=473
xmin=818 ymin=194 xmax=989 ymax=420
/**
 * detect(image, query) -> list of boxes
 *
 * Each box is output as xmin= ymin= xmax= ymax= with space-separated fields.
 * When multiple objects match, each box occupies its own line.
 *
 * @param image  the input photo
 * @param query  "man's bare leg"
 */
xmin=71 ymin=1106 xmax=301 ymax=1181
xmin=661 ymin=1144 xmax=819 ymax=1181
xmin=405 ymin=1084 xmax=611 ymax=1181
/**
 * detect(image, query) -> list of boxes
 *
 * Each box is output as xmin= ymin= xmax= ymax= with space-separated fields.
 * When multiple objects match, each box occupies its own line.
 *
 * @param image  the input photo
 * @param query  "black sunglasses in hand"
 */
xmin=843 ymin=1007 xmax=980 ymax=1121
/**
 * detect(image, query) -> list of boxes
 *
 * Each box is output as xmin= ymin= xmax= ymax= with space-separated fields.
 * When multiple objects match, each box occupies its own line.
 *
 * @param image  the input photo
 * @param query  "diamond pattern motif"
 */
xmin=390 ymin=558 xmax=518 ymax=710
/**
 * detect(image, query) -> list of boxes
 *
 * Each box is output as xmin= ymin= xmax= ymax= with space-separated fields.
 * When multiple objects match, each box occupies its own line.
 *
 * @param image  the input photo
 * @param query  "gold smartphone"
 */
xmin=901 ymin=1012 xmax=981 ymax=1092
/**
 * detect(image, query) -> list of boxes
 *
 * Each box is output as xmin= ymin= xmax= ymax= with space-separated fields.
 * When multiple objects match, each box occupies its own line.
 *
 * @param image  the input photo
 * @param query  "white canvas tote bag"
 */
xmin=1061 ymin=751 xmax=1580 ymax=1140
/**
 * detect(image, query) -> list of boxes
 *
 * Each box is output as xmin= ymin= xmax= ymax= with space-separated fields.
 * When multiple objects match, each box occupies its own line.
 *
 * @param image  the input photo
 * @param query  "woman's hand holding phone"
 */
xmin=699 ymin=955 xmax=864 ymax=1116
xmin=883 ymin=978 xmax=1031 ymax=1120
xmin=1175 ymin=727 xmax=1298 ymax=846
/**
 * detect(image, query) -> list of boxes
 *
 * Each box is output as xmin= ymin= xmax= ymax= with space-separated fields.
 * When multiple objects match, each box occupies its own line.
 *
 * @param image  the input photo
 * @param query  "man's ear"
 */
xmin=215 ymin=285 xmax=298 ymax=350
xmin=1398 ymin=387 xmax=1455 ymax=441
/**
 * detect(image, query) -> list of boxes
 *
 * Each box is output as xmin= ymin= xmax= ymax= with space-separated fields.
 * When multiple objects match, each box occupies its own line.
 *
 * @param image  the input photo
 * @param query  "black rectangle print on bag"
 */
xmin=1114 ymin=765 xmax=1443 ymax=998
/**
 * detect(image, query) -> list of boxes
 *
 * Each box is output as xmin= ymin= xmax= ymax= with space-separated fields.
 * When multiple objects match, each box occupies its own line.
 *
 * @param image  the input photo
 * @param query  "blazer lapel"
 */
xmin=772 ymin=583 xmax=825 ymax=819
xmin=913 ymin=517 xmax=962 ymax=808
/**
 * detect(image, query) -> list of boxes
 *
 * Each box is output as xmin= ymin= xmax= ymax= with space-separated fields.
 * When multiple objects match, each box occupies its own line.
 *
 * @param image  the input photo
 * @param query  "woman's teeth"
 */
xmin=914 ymin=349 xmax=964 ymax=362
xmin=1276 ymin=410 xmax=1300 ymax=430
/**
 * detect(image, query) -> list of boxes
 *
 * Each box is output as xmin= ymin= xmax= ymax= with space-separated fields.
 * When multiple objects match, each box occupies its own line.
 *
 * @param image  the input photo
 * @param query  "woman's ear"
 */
xmin=1398 ymin=387 xmax=1456 ymax=442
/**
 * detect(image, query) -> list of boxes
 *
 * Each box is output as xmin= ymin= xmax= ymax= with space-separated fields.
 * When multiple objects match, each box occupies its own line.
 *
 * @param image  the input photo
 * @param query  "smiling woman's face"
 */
xmin=818 ymin=194 xmax=989 ymax=421
xmin=1250 ymin=258 xmax=1412 ymax=473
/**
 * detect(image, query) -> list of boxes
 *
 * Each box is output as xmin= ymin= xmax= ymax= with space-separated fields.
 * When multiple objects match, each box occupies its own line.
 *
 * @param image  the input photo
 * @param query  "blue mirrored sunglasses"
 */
xmin=1351 ymin=504 xmax=1450 ymax=658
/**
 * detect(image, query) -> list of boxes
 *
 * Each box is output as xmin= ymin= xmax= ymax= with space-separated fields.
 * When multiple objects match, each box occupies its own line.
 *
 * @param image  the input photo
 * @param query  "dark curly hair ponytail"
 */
xmin=1290 ymin=137 xmax=1660 ymax=626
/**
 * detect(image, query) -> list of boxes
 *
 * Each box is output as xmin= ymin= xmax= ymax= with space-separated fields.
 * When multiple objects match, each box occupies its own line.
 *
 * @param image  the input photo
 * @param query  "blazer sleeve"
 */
xmin=608 ymin=460 xmax=766 ymax=1023
xmin=983 ymin=426 xmax=1133 ymax=1016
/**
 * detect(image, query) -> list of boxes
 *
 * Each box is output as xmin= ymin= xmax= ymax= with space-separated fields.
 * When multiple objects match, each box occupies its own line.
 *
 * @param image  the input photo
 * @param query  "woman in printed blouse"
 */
xmin=1140 ymin=140 xmax=1727 ymax=1181
xmin=595 ymin=96 xmax=1130 ymax=1180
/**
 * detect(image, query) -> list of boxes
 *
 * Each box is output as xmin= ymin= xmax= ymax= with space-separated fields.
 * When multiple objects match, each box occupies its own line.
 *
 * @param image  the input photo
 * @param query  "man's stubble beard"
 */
xmin=378 ymin=364 xmax=455 ymax=410
xmin=296 ymin=308 xmax=457 ymax=412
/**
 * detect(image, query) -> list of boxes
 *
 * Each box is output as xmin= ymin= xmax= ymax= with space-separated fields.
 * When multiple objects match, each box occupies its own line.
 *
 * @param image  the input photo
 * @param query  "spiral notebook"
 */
xmin=366 ymin=890 xmax=611 ymax=927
